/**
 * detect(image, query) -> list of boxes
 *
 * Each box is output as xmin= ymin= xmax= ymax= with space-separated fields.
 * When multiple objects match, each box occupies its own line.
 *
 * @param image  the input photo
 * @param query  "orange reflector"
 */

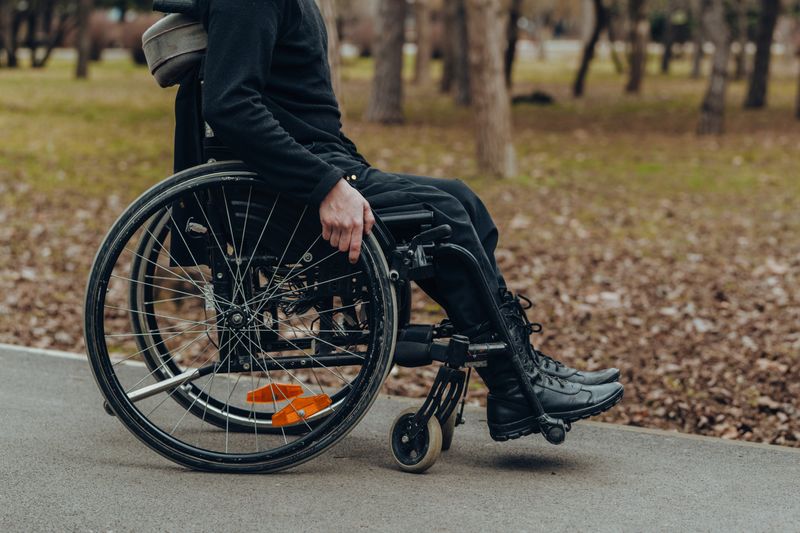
xmin=271 ymin=394 xmax=332 ymax=427
xmin=246 ymin=383 xmax=304 ymax=404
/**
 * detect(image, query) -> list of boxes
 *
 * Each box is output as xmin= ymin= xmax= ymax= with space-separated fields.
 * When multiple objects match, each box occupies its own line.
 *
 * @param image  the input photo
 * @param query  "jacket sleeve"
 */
xmin=201 ymin=0 xmax=344 ymax=205
xmin=338 ymin=130 xmax=369 ymax=166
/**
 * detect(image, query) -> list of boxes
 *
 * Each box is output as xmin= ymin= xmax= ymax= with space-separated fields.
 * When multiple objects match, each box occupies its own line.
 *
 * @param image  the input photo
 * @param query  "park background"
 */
xmin=0 ymin=0 xmax=798 ymax=448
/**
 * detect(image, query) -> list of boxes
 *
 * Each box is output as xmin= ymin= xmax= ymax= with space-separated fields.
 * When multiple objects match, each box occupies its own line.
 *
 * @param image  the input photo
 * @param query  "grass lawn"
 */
xmin=1 ymin=53 xmax=798 ymax=446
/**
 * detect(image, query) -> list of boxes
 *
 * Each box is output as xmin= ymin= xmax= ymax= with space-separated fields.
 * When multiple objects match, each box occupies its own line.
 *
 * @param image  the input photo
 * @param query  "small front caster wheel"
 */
xmin=441 ymin=408 xmax=458 ymax=451
xmin=390 ymin=407 xmax=442 ymax=473
xmin=103 ymin=400 xmax=115 ymax=417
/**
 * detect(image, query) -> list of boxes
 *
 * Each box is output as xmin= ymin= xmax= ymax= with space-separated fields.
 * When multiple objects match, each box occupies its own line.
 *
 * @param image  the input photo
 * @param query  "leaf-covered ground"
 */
xmin=1 ymin=56 xmax=798 ymax=446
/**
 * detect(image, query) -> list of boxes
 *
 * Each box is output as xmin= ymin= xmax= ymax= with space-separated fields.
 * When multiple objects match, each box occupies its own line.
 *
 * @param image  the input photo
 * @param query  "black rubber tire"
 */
xmin=390 ymin=406 xmax=442 ymax=474
xmin=84 ymin=162 xmax=398 ymax=473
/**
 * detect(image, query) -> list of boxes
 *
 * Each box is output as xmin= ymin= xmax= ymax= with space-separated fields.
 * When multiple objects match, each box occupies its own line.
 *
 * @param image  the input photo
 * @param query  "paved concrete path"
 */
xmin=1 ymin=344 xmax=798 ymax=532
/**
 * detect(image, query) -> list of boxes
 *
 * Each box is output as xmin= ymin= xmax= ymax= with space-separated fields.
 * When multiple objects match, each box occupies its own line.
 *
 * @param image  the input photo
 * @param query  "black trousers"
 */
xmin=319 ymin=145 xmax=506 ymax=332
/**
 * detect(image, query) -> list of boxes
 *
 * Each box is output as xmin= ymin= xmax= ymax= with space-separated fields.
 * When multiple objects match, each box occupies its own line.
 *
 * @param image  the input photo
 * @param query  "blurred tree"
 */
xmin=440 ymin=0 xmax=455 ymax=91
xmin=607 ymin=0 xmax=625 ymax=73
xmin=465 ymin=0 xmax=516 ymax=177
xmin=573 ymin=0 xmax=608 ymax=97
xmin=504 ymin=0 xmax=522 ymax=87
xmin=0 ymin=0 xmax=20 ymax=67
xmin=744 ymin=0 xmax=780 ymax=108
xmin=661 ymin=0 xmax=677 ymax=73
xmin=365 ymin=0 xmax=406 ymax=123
xmin=733 ymin=0 xmax=749 ymax=79
xmin=626 ymin=0 xmax=648 ymax=93
xmin=690 ymin=0 xmax=705 ymax=77
xmin=76 ymin=0 xmax=92 ymax=78
xmin=796 ymin=59 xmax=800 ymax=119
xmin=1 ymin=1 xmax=63 ymax=69
xmin=697 ymin=0 xmax=731 ymax=134
xmin=447 ymin=0 xmax=471 ymax=105
xmin=316 ymin=0 xmax=343 ymax=112
xmin=414 ymin=0 xmax=432 ymax=84
xmin=94 ymin=0 xmax=151 ymax=18
xmin=29 ymin=1 xmax=72 ymax=68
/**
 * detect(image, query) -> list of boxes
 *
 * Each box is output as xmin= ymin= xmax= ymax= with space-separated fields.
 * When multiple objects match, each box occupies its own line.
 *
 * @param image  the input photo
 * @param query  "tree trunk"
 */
xmin=690 ymin=0 xmax=705 ymax=78
xmin=607 ymin=1 xmax=624 ymax=74
xmin=743 ymin=0 xmax=779 ymax=108
xmin=0 ymin=2 xmax=18 ymax=68
xmin=465 ymin=0 xmax=516 ymax=178
xmin=625 ymin=0 xmax=648 ymax=93
xmin=441 ymin=0 xmax=470 ymax=101
xmin=25 ymin=8 xmax=38 ymax=58
xmin=365 ymin=0 xmax=407 ymax=123
xmin=316 ymin=0 xmax=343 ymax=111
xmin=796 ymin=62 xmax=800 ymax=119
xmin=697 ymin=0 xmax=731 ymax=135
xmin=440 ymin=0 xmax=455 ymax=92
xmin=452 ymin=0 xmax=471 ymax=106
xmin=733 ymin=0 xmax=748 ymax=80
xmin=504 ymin=0 xmax=522 ymax=88
xmin=32 ymin=11 xmax=68 ymax=69
xmin=661 ymin=2 xmax=675 ymax=74
xmin=574 ymin=0 xmax=608 ymax=97
xmin=414 ymin=0 xmax=432 ymax=84
xmin=75 ymin=0 xmax=92 ymax=79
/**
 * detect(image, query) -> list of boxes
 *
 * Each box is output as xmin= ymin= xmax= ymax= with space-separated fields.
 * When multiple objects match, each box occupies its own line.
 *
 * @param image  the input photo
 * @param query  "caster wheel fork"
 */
xmin=441 ymin=408 xmax=457 ymax=452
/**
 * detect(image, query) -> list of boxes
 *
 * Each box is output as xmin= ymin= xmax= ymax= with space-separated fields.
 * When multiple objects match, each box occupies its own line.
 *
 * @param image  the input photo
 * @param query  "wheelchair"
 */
xmin=85 ymin=160 xmax=577 ymax=473
xmin=83 ymin=2 xmax=573 ymax=475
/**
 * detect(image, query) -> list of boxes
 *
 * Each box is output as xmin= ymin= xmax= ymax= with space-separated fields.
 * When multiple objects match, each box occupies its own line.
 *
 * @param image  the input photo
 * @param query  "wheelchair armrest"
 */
xmin=374 ymin=208 xmax=434 ymax=232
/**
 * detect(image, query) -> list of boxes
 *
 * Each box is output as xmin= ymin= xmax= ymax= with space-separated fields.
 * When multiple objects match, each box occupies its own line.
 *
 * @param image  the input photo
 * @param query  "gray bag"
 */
xmin=142 ymin=14 xmax=207 ymax=88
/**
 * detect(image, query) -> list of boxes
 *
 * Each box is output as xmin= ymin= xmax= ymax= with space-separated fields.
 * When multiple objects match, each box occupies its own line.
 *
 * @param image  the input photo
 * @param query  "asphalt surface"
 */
xmin=1 ymin=344 xmax=799 ymax=532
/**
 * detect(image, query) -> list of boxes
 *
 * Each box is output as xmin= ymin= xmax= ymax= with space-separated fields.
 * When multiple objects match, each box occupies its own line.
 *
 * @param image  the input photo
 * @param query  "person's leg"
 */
xmin=356 ymin=169 xmax=500 ymax=333
xmin=355 ymin=168 xmax=623 ymax=439
xmin=390 ymin=173 xmax=620 ymax=384
xmin=393 ymin=174 xmax=505 ymax=290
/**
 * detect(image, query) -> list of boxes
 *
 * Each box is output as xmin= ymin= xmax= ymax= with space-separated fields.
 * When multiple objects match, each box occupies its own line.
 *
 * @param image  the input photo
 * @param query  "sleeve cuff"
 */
xmin=309 ymin=166 xmax=345 ymax=206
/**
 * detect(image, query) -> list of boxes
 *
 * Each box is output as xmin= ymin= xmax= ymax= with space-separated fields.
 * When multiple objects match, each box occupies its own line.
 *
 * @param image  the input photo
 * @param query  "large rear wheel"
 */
xmin=85 ymin=162 xmax=397 ymax=472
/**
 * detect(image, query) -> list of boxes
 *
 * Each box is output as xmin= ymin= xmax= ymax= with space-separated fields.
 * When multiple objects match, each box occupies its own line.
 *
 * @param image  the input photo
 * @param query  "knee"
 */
xmin=449 ymin=179 xmax=493 ymax=222
xmin=413 ymin=187 xmax=472 ymax=228
xmin=448 ymin=179 xmax=478 ymax=204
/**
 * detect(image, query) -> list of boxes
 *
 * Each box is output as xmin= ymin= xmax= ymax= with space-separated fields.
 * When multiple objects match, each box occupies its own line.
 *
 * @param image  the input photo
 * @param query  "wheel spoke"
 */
xmin=191 ymin=192 xmax=243 ymax=295
xmin=246 ymin=244 xmax=334 ymax=313
xmin=107 ymin=305 xmax=216 ymax=328
xmin=110 ymin=321 xmax=209 ymax=366
xmin=260 ymin=323 xmax=353 ymax=388
xmin=221 ymin=187 xmax=246 ymax=302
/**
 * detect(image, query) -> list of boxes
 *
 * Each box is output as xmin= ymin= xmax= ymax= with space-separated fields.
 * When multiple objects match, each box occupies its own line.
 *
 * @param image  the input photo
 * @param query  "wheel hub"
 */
xmin=223 ymin=306 xmax=252 ymax=331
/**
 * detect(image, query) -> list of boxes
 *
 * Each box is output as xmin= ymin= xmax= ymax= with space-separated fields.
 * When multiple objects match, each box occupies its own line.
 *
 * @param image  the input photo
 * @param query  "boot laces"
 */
xmin=499 ymin=291 xmax=568 ymax=389
xmin=500 ymin=291 xmax=569 ymax=372
xmin=537 ymin=351 xmax=565 ymax=371
xmin=541 ymin=373 xmax=567 ymax=388
xmin=499 ymin=291 xmax=543 ymax=336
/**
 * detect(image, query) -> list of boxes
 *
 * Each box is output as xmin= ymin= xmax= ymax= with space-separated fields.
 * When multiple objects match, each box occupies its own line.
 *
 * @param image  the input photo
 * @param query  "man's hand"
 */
xmin=319 ymin=179 xmax=375 ymax=264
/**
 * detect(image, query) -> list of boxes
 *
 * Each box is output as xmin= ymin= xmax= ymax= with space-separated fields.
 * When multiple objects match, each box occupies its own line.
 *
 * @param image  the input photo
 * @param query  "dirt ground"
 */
xmin=0 ymin=55 xmax=798 ymax=446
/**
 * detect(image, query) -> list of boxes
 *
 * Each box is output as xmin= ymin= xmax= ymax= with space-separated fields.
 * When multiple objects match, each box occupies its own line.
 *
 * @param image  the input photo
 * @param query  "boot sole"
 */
xmin=488 ymin=387 xmax=624 ymax=442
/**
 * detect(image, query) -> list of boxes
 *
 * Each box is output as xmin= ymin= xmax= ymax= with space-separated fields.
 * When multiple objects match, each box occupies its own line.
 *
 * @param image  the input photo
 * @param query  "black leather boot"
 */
xmin=476 ymin=292 xmax=624 ymax=441
xmin=499 ymin=291 xmax=620 ymax=385
xmin=535 ymin=350 xmax=620 ymax=385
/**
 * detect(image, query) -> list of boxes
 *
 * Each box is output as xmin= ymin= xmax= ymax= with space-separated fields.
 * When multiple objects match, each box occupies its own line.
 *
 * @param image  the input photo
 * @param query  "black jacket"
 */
xmin=173 ymin=0 xmax=367 ymax=205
